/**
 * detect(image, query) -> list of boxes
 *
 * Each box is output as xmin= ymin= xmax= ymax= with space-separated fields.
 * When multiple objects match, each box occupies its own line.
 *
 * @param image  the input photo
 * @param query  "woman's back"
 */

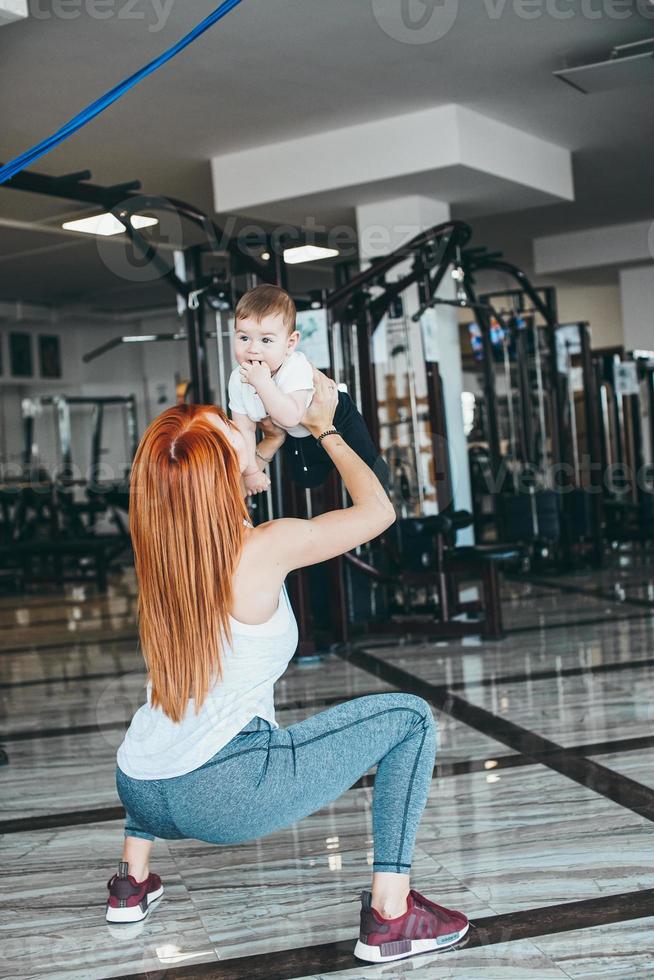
xmin=229 ymin=521 xmax=289 ymax=624
xmin=116 ymin=575 xmax=298 ymax=780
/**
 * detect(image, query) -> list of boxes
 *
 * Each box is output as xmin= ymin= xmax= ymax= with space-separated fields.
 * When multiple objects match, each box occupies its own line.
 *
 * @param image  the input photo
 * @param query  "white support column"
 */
xmin=619 ymin=265 xmax=654 ymax=352
xmin=356 ymin=196 xmax=473 ymax=542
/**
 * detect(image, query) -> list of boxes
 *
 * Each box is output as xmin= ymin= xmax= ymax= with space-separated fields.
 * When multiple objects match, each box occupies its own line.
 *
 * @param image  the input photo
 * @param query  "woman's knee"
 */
xmin=390 ymin=692 xmax=435 ymax=726
xmin=370 ymin=692 xmax=437 ymax=744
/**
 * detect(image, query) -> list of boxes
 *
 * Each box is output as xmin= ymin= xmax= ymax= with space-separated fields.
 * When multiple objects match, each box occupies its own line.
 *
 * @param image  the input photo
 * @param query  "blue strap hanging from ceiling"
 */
xmin=0 ymin=0 xmax=244 ymax=186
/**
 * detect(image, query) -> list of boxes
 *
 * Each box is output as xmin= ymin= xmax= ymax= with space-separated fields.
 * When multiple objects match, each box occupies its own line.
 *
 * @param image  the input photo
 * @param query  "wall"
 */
xmin=551 ymin=281 xmax=623 ymax=350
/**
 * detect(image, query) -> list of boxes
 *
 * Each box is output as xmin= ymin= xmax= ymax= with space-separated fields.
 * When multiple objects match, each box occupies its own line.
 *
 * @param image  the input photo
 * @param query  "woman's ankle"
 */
xmin=125 ymin=863 xmax=149 ymax=883
xmin=371 ymin=893 xmax=409 ymax=919
xmin=370 ymin=870 xmax=410 ymax=919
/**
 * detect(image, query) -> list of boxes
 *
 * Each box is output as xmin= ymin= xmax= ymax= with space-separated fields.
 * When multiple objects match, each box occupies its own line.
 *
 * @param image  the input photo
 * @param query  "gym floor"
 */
xmin=1 ymin=554 xmax=653 ymax=979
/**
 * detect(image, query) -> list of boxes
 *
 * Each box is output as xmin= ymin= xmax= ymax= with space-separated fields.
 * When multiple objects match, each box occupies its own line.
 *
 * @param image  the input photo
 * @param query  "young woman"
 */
xmin=108 ymin=369 xmax=468 ymax=964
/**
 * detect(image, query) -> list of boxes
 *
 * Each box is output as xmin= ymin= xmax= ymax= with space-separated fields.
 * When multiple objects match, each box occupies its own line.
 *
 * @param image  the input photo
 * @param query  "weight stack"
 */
xmin=500 ymin=491 xmax=560 ymax=542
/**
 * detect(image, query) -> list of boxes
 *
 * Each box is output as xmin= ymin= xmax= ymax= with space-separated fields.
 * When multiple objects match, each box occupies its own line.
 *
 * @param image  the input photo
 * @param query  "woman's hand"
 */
xmin=301 ymin=368 xmax=339 ymax=438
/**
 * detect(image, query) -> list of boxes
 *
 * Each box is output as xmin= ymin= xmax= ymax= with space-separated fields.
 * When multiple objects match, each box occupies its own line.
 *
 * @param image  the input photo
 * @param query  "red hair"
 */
xmin=129 ymin=404 xmax=249 ymax=722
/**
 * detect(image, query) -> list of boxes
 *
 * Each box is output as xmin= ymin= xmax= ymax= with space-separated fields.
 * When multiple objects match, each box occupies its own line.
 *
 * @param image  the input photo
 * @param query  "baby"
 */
xmin=228 ymin=284 xmax=387 ymax=494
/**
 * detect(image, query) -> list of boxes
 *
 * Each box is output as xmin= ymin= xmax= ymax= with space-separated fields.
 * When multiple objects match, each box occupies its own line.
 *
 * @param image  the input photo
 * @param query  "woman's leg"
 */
xmin=115 ymin=768 xmax=183 ymax=881
xmin=122 ymin=833 xmax=153 ymax=883
xmin=165 ymin=693 xmax=437 ymax=909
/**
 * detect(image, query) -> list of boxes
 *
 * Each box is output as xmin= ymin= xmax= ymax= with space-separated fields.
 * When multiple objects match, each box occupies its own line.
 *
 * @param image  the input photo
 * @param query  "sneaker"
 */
xmin=354 ymin=888 xmax=469 ymax=963
xmin=105 ymin=860 xmax=164 ymax=924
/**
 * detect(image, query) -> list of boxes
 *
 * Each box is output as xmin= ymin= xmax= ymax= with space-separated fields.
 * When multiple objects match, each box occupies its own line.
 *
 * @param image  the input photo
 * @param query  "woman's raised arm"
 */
xmin=264 ymin=369 xmax=395 ymax=573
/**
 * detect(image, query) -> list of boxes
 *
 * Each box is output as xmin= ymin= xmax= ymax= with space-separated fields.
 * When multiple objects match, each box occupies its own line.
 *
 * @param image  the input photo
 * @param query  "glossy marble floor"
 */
xmin=1 ymin=550 xmax=653 ymax=979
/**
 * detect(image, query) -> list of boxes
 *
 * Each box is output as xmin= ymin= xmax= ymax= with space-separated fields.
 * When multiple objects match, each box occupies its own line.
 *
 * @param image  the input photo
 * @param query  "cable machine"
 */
xmin=595 ymin=348 xmax=654 ymax=542
xmin=454 ymin=255 xmax=603 ymax=569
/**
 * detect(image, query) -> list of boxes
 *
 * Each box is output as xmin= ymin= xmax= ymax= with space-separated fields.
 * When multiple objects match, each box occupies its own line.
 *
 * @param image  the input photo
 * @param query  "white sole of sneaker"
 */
xmin=353 ymin=921 xmax=469 ymax=962
xmin=105 ymin=884 xmax=164 ymax=924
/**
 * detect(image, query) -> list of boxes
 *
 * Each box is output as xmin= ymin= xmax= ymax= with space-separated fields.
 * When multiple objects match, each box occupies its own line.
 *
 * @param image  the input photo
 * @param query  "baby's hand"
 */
xmin=240 ymin=359 xmax=272 ymax=391
xmin=244 ymin=469 xmax=271 ymax=496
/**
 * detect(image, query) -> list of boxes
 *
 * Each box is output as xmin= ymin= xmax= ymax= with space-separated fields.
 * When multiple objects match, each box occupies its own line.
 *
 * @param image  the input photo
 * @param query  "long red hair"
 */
xmin=129 ymin=404 xmax=249 ymax=722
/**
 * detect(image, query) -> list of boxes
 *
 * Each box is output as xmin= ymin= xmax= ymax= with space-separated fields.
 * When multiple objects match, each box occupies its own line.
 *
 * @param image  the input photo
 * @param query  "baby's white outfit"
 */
xmin=228 ymin=350 xmax=315 ymax=438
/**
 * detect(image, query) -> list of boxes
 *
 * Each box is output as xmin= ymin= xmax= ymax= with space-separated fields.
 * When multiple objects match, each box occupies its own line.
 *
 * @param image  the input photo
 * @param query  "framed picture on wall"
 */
xmin=39 ymin=335 xmax=62 ymax=379
xmin=9 ymin=332 xmax=33 ymax=378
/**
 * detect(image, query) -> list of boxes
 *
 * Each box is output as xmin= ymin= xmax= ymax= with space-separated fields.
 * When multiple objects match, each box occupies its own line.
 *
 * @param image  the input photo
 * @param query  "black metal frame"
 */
xmin=595 ymin=351 xmax=654 ymax=541
xmin=2 ymin=165 xmax=272 ymax=403
xmin=460 ymin=257 xmax=604 ymax=565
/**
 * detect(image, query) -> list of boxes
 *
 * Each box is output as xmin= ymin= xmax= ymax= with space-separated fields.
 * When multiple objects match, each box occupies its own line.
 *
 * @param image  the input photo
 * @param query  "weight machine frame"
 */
xmin=22 ymin=394 xmax=138 ymax=485
xmin=595 ymin=350 xmax=654 ymax=541
xmin=2 ymin=164 xmax=273 ymax=403
xmin=459 ymin=261 xmax=604 ymax=567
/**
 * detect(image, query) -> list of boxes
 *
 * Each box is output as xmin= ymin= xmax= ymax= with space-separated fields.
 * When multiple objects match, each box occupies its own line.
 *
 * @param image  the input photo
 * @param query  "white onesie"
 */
xmin=228 ymin=350 xmax=315 ymax=438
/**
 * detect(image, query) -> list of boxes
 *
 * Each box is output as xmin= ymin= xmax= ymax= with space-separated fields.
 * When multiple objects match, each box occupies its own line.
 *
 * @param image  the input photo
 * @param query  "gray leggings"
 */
xmin=116 ymin=692 xmax=438 ymax=874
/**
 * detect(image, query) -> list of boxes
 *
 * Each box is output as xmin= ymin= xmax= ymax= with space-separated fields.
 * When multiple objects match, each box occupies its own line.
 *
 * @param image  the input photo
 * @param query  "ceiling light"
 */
xmin=283 ymin=245 xmax=339 ymax=265
xmin=62 ymin=213 xmax=159 ymax=237
xmin=554 ymin=39 xmax=654 ymax=94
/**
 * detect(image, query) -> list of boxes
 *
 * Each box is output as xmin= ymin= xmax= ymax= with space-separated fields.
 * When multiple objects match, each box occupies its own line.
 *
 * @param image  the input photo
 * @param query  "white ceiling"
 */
xmin=0 ymin=0 xmax=653 ymax=308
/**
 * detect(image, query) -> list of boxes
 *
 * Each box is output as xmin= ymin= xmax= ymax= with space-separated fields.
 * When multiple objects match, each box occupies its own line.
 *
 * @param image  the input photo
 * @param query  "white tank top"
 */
xmin=116 ymin=578 xmax=298 ymax=780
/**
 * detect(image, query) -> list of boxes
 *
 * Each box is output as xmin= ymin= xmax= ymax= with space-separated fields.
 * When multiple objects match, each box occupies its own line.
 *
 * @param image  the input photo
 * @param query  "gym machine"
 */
xmin=21 ymin=394 xmax=138 ymax=485
xmin=0 ymin=394 xmax=139 ymax=591
xmin=595 ymin=348 xmax=654 ymax=542
xmin=450 ymin=254 xmax=603 ymax=569
xmin=302 ymin=222 xmax=526 ymax=645
xmin=0 ymin=164 xmax=271 ymax=593
xmin=2 ymin=164 xmax=524 ymax=647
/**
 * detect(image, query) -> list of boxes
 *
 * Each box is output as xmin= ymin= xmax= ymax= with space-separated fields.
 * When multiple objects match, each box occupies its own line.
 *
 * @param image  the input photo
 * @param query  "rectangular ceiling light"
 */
xmin=554 ymin=50 xmax=654 ymax=94
xmin=0 ymin=1 xmax=28 ymax=27
xmin=62 ymin=213 xmax=159 ymax=237
xmin=283 ymin=245 xmax=339 ymax=265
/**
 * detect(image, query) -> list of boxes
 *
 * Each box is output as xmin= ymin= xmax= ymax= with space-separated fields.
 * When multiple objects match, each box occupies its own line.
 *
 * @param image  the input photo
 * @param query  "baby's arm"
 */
xmin=255 ymin=416 xmax=287 ymax=464
xmin=255 ymin=384 xmax=310 ymax=429
xmin=231 ymin=411 xmax=270 ymax=495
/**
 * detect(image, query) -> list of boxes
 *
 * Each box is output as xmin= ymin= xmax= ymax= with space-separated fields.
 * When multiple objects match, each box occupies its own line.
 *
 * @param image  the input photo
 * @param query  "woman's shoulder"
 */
xmin=248 ymin=517 xmax=307 ymax=539
xmin=238 ymin=518 xmax=294 ymax=571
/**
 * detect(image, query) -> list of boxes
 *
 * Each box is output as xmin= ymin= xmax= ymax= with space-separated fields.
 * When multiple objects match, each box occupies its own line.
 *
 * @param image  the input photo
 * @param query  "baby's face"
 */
xmin=234 ymin=313 xmax=298 ymax=373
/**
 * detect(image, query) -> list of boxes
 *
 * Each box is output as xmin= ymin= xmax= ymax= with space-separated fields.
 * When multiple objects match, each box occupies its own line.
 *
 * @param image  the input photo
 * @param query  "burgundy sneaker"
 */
xmin=354 ymin=888 xmax=469 ymax=962
xmin=105 ymin=861 xmax=164 ymax=923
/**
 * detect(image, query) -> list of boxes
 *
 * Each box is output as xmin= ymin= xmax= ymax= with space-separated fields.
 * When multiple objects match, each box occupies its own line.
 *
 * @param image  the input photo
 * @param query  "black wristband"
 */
xmin=316 ymin=427 xmax=340 ymax=446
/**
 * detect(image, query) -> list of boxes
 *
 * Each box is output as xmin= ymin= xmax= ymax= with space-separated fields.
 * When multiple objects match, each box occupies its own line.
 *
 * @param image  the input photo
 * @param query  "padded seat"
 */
xmin=447 ymin=544 xmax=525 ymax=565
